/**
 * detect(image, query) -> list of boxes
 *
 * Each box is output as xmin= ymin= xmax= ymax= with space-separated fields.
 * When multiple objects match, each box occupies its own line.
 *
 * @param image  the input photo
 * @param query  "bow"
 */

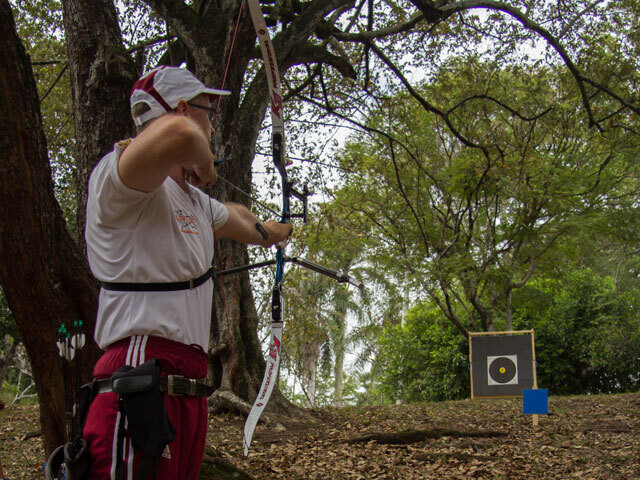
xmin=242 ymin=0 xmax=290 ymax=456
xmin=238 ymin=0 xmax=363 ymax=456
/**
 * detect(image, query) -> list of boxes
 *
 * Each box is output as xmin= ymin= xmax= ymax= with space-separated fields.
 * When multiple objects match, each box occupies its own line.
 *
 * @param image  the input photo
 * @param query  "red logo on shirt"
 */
xmin=174 ymin=209 xmax=199 ymax=235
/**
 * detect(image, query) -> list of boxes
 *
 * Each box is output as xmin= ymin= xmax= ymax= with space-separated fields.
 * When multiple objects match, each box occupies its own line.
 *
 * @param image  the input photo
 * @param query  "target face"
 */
xmin=487 ymin=355 xmax=518 ymax=385
xmin=469 ymin=331 xmax=534 ymax=398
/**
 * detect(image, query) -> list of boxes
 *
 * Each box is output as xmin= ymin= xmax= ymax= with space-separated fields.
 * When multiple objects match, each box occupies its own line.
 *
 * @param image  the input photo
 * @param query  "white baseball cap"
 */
xmin=130 ymin=66 xmax=231 ymax=126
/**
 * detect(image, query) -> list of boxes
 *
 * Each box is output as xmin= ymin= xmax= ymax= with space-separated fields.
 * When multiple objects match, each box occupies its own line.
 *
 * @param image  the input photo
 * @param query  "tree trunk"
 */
xmin=208 ymin=239 xmax=303 ymax=417
xmin=200 ymin=9 xmax=306 ymax=417
xmin=302 ymin=340 xmax=320 ymax=407
xmin=505 ymin=288 xmax=513 ymax=331
xmin=0 ymin=0 xmax=101 ymax=455
xmin=61 ymin=0 xmax=139 ymax=249
xmin=209 ymin=240 xmax=267 ymax=399
xmin=0 ymin=336 xmax=17 ymax=395
xmin=333 ymin=314 xmax=345 ymax=407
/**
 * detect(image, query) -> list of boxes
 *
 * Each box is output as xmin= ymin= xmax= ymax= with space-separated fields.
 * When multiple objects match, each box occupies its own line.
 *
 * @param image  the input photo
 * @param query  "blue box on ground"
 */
xmin=523 ymin=388 xmax=548 ymax=414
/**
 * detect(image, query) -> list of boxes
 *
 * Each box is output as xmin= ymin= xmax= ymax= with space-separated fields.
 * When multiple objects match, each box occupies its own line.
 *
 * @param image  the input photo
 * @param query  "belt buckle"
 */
xmin=167 ymin=375 xmax=184 ymax=396
xmin=167 ymin=375 xmax=198 ymax=396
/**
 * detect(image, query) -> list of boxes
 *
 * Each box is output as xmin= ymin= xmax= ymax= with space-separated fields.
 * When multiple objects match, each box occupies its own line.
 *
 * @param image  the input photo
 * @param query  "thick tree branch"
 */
xmin=142 ymin=0 xmax=201 ymax=35
xmin=448 ymin=94 xmax=553 ymax=122
xmin=318 ymin=12 xmax=426 ymax=42
xmin=580 ymin=77 xmax=640 ymax=117
xmin=287 ymin=44 xmax=356 ymax=79
xmin=388 ymin=140 xmax=431 ymax=257
xmin=275 ymin=0 xmax=356 ymax=62
xmin=127 ymin=33 xmax=176 ymax=53
xmin=319 ymin=0 xmax=638 ymax=133
xmin=408 ymin=0 xmax=451 ymax=23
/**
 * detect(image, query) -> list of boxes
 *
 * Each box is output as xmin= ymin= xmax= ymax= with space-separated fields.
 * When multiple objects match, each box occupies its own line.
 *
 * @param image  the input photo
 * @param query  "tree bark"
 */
xmin=61 ymin=0 xmax=139 ymax=250
xmin=505 ymin=288 xmax=513 ymax=331
xmin=0 ymin=336 xmax=17 ymax=395
xmin=0 ymin=0 xmax=101 ymax=455
xmin=302 ymin=340 xmax=319 ymax=407
xmin=333 ymin=313 xmax=345 ymax=407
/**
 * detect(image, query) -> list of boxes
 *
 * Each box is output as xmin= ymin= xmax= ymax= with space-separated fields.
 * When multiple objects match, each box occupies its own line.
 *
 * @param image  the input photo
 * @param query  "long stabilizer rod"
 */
xmin=217 ymin=256 xmax=363 ymax=289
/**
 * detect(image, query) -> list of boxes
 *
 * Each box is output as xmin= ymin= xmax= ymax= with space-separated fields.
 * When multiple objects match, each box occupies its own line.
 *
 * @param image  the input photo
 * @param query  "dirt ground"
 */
xmin=1 ymin=392 xmax=639 ymax=479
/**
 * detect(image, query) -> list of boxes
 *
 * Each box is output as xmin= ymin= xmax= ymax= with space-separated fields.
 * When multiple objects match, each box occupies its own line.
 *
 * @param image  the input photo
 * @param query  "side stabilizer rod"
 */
xmin=286 ymin=256 xmax=363 ymax=289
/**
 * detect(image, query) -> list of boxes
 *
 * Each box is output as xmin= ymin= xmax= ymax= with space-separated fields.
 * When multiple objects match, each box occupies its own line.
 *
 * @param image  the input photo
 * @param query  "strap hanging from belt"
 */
xmin=100 ymin=267 xmax=215 ymax=292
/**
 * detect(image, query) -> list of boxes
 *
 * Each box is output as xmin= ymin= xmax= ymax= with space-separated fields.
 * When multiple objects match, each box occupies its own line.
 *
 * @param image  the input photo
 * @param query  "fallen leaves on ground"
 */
xmin=207 ymin=393 xmax=640 ymax=480
xmin=1 ymin=393 xmax=639 ymax=479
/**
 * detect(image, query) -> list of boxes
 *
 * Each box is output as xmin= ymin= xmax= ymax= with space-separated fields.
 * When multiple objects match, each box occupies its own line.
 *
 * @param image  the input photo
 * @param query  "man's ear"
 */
xmin=176 ymin=100 xmax=188 ymax=114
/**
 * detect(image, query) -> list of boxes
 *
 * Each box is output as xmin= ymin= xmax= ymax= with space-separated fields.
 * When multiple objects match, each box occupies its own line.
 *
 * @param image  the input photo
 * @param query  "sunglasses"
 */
xmin=187 ymin=101 xmax=216 ymax=113
xmin=187 ymin=102 xmax=218 ymax=123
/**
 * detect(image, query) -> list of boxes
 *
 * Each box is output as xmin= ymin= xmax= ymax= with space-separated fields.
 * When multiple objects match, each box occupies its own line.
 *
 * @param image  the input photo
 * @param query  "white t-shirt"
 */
xmin=85 ymin=141 xmax=229 ymax=350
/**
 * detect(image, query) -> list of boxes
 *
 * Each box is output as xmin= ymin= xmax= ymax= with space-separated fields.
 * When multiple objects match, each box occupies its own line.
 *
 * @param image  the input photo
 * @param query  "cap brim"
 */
xmin=202 ymin=87 xmax=231 ymax=97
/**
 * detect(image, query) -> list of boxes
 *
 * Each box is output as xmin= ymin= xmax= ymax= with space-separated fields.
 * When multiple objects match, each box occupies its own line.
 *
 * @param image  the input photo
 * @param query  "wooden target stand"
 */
xmin=469 ymin=330 xmax=542 ymax=427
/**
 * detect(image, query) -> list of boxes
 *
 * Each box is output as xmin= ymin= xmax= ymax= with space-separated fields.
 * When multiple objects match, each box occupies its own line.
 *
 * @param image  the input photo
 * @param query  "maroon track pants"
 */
xmin=83 ymin=335 xmax=209 ymax=480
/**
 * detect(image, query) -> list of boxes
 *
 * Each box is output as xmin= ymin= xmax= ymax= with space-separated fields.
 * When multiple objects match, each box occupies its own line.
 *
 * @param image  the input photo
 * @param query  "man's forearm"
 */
xmin=216 ymin=203 xmax=291 ymax=247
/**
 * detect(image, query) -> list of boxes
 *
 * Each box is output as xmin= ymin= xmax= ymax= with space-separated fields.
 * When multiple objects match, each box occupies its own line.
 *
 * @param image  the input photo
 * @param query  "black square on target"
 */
xmin=470 ymin=331 xmax=534 ymax=398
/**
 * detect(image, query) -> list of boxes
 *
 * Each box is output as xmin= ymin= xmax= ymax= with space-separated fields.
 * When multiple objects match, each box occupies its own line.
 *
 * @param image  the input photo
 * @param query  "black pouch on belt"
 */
xmin=111 ymin=358 xmax=176 ymax=480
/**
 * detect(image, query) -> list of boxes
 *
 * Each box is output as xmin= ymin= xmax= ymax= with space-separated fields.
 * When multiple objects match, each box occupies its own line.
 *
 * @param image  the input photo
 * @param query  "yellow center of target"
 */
xmin=499 ymin=367 xmax=506 ymax=374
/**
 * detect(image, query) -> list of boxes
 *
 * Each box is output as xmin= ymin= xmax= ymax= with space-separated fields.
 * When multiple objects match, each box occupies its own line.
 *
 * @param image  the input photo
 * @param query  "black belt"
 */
xmin=100 ymin=267 xmax=215 ymax=292
xmin=96 ymin=375 xmax=214 ymax=397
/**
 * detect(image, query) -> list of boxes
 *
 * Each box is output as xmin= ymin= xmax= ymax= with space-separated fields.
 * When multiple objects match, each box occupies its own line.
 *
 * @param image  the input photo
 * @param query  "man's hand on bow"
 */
xmin=257 ymin=220 xmax=293 ymax=248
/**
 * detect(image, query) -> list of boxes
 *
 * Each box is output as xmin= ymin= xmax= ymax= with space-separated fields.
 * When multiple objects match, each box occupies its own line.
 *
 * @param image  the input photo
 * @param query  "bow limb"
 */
xmin=243 ymin=0 xmax=289 ymax=457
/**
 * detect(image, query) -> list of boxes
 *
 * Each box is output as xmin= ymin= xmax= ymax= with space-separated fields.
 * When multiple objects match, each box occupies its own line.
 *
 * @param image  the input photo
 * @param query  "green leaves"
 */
xmin=514 ymin=269 xmax=640 ymax=394
xmin=378 ymin=303 xmax=469 ymax=402
xmin=331 ymin=56 xmax=640 ymax=334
